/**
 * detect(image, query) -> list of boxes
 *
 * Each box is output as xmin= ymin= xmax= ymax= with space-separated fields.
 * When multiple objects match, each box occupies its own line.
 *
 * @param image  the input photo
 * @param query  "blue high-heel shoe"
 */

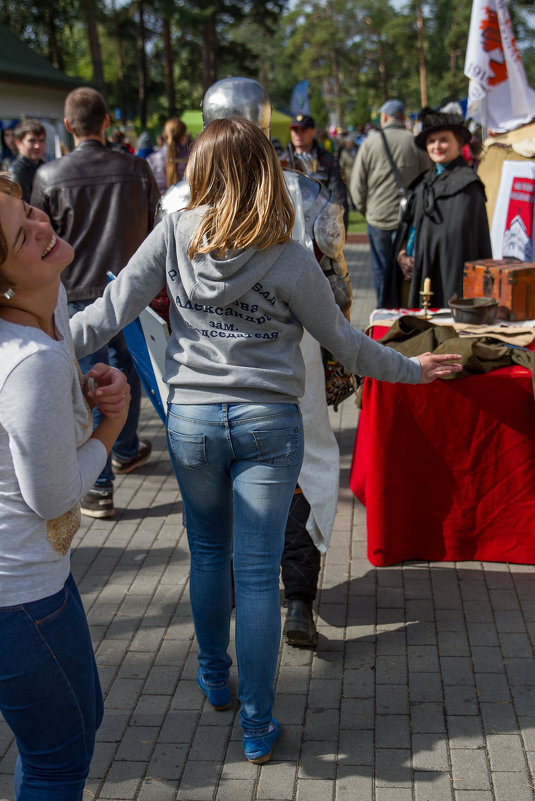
xmin=196 ymin=668 xmax=232 ymax=711
xmin=243 ymin=718 xmax=280 ymax=764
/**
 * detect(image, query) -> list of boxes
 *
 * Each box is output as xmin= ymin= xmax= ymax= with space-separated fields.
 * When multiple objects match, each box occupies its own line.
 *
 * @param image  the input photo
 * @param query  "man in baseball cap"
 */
xmin=285 ymin=114 xmax=348 ymax=225
xmin=290 ymin=113 xmax=316 ymax=130
xmin=379 ymin=99 xmax=405 ymax=116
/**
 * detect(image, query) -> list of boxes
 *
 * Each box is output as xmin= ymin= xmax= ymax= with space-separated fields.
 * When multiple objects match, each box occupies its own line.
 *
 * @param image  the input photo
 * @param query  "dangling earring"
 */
xmin=2 ymin=288 xmax=15 ymax=300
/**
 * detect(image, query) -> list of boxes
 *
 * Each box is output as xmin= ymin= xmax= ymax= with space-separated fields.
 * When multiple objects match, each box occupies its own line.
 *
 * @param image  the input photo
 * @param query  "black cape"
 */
xmin=383 ymin=157 xmax=492 ymax=308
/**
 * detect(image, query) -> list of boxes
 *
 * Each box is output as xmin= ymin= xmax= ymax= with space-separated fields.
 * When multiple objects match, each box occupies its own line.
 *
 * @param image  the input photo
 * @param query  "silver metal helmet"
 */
xmin=202 ymin=77 xmax=271 ymax=137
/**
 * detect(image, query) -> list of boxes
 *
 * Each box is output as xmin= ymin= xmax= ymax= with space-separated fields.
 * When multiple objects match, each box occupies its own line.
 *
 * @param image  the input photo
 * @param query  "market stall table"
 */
xmin=350 ymin=321 xmax=535 ymax=566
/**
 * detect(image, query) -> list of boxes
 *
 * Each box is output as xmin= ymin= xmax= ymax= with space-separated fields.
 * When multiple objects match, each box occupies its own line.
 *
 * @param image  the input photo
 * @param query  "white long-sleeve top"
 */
xmin=0 ymin=285 xmax=107 ymax=606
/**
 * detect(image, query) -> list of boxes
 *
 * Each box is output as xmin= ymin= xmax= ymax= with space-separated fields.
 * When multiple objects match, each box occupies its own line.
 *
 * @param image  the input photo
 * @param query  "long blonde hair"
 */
xmin=186 ymin=117 xmax=295 ymax=259
xmin=164 ymin=117 xmax=189 ymax=188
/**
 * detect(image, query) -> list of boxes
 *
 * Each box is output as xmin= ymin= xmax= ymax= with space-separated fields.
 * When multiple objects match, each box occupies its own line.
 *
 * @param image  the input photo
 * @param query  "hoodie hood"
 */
xmin=174 ymin=207 xmax=286 ymax=308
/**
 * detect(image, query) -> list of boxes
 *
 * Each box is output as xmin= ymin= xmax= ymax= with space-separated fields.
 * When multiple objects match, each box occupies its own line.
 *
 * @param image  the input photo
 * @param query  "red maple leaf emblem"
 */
xmin=480 ymin=7 xmax=507 ymax=86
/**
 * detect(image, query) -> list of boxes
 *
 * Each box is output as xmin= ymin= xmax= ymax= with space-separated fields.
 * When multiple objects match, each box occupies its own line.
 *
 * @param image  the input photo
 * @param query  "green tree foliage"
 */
xmin=1 ymin=0 xmax=534 ymax=131
xmin=283 ymin=0 xmax=362 ymax=128
xmin=159 ymin=0 xmax=287 ymax=95
xmin=281 ymin=0 xmax=423 ymax=127
xmin=216 ymin=2 xmax=288 ymax=93
xmin=309 ymin=84 xmax=327 ymax=129
xmin=422 ymin=0 xmax=475 ymax=105
xmin=0 ymin=0 xmax=79 ymax=71
xmin=354 ymin=0 xmax=419 ymax=110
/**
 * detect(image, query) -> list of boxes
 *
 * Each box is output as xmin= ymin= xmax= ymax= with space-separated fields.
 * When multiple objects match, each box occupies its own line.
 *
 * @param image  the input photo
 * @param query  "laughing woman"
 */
xmin=0 ymin=174 xmax=130 ymax=801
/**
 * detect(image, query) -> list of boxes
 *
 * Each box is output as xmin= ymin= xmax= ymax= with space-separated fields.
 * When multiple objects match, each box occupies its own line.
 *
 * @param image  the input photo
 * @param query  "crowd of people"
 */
xmin=1 ymin=95 xmax=490 ymax=317
xmin=251 ymin=98 xmax=490 ymax=313
xmin=1 ymin=77 xmax=488 ymax=797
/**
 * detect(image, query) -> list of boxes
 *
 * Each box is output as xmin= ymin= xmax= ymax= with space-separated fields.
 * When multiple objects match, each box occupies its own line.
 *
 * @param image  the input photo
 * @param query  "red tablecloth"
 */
xmin=350 ymin=325 xmax=535 ymax=566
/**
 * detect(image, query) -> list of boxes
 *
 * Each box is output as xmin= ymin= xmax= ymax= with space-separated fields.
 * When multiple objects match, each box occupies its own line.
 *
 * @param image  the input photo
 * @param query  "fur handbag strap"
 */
xmin=325 ymin=359 xmax=356 ymax=412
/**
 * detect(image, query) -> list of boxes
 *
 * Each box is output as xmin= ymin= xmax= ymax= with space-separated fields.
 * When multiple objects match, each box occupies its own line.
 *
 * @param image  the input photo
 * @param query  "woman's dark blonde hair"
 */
xmin=164 ymin=117 xmax=189 ymax=188
xmin=0 ymin=173 xmax=22 ymax=292
xmin=186 ymin=117 xmax=295 ymax=259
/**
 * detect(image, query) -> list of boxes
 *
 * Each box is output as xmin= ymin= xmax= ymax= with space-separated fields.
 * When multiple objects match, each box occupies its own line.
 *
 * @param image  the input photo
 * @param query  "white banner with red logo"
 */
xmin=464 ymin=0 xmax=535 ymax=133
xmin=491 ymin=160 xmax=535 ymax=259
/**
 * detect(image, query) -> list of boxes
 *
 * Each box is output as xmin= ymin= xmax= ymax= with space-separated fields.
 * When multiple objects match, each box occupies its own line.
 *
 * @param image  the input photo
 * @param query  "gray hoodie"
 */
xmin=71 ymin=207 xmax=421 ymax=404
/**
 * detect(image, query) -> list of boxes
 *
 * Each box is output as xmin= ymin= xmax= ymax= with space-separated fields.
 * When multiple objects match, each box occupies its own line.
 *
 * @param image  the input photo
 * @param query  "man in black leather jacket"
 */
xmin=31 ymin=87 xmax=160 ymax=519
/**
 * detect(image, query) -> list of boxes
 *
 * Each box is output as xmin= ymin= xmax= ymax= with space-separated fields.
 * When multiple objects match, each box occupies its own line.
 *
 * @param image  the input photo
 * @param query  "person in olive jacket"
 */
xmin=350 ymin=100 xmax=430 ymax=306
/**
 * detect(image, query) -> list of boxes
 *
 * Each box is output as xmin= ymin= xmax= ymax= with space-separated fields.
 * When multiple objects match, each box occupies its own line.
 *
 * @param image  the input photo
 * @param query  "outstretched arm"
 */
xmin=290 ymin=246 xmax=462 ymax=386
xmin=70 ymin=218 xmax=169 ymax=358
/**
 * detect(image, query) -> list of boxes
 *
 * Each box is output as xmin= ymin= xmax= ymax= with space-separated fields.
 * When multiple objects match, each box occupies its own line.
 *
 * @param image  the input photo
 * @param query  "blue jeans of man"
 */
xmin=166 ymin=403 xmax=304 ymax=735
xmin=367 ymin=224 xmax=397 ymax=307
xmin=0 ymin=574 xmax=103 ymax=801
xmin=69 ymin=300 xmax=141 ymax=488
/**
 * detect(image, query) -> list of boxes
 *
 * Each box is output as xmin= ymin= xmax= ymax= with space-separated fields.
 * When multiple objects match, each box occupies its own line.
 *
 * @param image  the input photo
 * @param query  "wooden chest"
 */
xmin=463 ymin=258 xmax=535 ymax=321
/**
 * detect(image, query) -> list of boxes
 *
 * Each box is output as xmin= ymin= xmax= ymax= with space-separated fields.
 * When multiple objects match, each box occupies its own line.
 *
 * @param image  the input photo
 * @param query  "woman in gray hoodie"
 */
xmin=71 ymin=117 xmax=461 ymax=764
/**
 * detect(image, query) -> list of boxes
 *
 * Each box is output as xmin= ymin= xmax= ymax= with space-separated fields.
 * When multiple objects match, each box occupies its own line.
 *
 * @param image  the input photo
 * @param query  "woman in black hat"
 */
xmin=385 ymin=107 xmax=491 ymax=309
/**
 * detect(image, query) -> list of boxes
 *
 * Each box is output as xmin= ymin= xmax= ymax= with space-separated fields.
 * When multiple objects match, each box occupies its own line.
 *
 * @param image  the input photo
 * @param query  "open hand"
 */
xmin=417 ymin=352 xmax=463 ymax=384
xmin=84 ymin=362 xmax=130 ymax=420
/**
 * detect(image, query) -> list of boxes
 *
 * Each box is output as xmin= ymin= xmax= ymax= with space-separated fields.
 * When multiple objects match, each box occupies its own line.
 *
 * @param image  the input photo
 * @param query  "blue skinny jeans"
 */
xmin=0 ymin=573 xmax=103 ymax=800
xmin=166 ymin=402 xmax=304 ymax=735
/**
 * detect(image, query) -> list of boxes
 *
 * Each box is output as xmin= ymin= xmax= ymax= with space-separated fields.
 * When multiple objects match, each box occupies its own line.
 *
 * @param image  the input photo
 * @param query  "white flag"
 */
xmin=464 ymin=0 xmax=535 ymax=133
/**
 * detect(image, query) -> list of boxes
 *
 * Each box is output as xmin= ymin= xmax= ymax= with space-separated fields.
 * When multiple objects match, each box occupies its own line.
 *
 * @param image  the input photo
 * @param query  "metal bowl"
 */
xmin=448 ymin=295 xmax=499 ymax=325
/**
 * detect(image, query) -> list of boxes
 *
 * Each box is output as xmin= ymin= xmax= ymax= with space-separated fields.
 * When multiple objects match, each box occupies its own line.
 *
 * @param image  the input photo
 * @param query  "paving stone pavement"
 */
xmin=1 ymin=243 xmax=535 ymax=801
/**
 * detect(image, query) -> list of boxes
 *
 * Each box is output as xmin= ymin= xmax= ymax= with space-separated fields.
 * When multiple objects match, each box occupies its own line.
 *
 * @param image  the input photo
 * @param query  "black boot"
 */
xmin=284 ymin=599 xmax=318 ymax=647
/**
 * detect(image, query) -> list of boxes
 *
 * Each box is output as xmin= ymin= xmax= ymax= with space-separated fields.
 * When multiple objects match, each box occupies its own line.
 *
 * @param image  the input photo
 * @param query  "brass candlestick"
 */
xmin=420 ymin=279 xmax=433 ymax=320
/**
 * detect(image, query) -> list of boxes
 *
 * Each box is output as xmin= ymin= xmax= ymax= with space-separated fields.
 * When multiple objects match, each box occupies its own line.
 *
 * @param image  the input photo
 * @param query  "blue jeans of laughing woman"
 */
xmin=0 ymin=573 xmax=103 ymax=801
xmin=166 ymin=402 xmax=304 ymax=735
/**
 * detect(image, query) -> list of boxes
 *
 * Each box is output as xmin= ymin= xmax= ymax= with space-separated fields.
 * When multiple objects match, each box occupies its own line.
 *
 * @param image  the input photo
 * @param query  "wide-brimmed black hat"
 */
xmin=415 ymin=107 xmax=471 ymax=150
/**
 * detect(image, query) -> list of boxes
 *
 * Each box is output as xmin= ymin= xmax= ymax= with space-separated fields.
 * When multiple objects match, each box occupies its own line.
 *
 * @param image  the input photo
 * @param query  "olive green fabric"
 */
xmin=356 ymin=316 xmax=535 ymax=406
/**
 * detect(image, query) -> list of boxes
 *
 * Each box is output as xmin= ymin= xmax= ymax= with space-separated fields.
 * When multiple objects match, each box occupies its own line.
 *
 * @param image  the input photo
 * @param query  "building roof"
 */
xmin=0 ymin=22 xmax=81 ymax=90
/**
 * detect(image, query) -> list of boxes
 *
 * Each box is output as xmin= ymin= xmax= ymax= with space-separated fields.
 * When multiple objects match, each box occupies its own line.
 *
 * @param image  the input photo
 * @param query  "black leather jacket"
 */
xmin=31 ymin=139 xmax=160 ymax=302
xmin=10 ymin=155 xmax=43 ymax=202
